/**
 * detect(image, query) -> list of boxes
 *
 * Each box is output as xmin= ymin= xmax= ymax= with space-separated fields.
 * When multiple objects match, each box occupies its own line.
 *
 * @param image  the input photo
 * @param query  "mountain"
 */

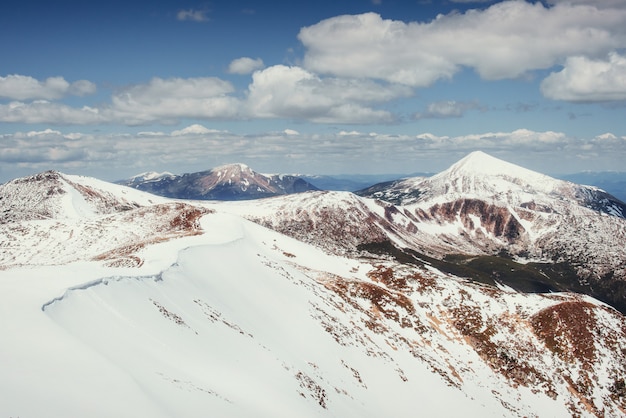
xmin=354 ymin=150 xmax=626 ymax=312
xmin=117 ymin=163 xmax=319 ymax=200
xmin=2 ymin=159 xmax=626 ymax=417
xmin=0 ymin=170 xmax=165 ymax=223
xmin=358 ymin=151 xmax=626 ymax=216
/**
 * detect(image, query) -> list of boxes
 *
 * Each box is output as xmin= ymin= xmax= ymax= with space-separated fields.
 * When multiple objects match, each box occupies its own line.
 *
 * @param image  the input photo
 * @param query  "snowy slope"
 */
xmin=0 ymin=204 xmax=626 ymax=417
xmin=1 ymin=169 xmax=626 ymax=417
xmin=4 ymin=211 xmax=624 ymax=417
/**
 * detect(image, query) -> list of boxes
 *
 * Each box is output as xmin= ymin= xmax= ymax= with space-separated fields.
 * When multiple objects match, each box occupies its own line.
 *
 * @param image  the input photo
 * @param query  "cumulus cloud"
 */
xmin=0 ymin=75 xmax=96 ymax=100
xmin=414 ymin=100 xmax=483 ymax=119
xmin=298 ymin=2 xmax=626 ymax=86
xmin=228 ymin=57 xmax=264 ymax=74
xmin=0 ymin=77 xmax=242 ymax=125
xmin=3 ymin=71 xmax=412 ymax=125
xmin=540 ymin=52 xmax=626 ymax=102
xmin=110 ymin=77 xmax=240 ymax=124
xmin=171 ymin=124 xmax=223 ymax=136
xmin=246 ymin=65 xmax=411 ymax=123
xmin=0 ymin=101 xmax=104 ymax=124
xmin=177 ymin=9 xmax=209 ymax=22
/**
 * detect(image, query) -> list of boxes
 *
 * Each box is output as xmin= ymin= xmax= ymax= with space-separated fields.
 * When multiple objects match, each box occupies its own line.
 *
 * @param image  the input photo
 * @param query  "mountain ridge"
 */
xmin=356 ymin=152 xmax=626 ymax=218
xmin=117 ymin=163 xmax=319 ymax=201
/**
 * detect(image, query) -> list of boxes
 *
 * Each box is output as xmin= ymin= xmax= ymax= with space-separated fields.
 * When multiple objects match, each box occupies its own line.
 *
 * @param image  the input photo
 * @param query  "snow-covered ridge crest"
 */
xmin=0 ymin=170 xmax=167 ymax=223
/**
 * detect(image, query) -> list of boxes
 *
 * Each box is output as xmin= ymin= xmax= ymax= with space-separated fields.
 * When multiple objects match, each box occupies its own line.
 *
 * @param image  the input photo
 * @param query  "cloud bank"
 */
xmin=1 ymin=125 xmax=624 ymax=181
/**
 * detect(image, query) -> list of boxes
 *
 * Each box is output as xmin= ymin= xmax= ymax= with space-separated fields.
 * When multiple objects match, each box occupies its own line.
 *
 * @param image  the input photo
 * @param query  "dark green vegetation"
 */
xmin=358 ymin=241 xmax=626 ymax=315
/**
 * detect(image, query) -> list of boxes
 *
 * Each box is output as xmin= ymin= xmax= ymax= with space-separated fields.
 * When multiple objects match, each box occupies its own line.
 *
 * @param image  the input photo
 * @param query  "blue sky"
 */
xmin=1 ymin=0 xmax=626 ymax=182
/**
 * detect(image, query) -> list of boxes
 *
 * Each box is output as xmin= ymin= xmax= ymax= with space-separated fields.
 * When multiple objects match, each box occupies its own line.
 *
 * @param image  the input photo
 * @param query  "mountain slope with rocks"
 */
xmin=352 ymin=151 xmax=626 ymax=312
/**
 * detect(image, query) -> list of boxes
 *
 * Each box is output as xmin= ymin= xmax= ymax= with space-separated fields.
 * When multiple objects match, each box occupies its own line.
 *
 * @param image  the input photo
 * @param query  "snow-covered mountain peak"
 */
xmin=411 ymin=151 xmax=570 ymax=205
xmin=435 ymin=151 xmax=554 ymax=189
xmin=449 ymin=150 xmax=519 ymax=175
xmin=211 ymin=163 xmax=254 ymax=178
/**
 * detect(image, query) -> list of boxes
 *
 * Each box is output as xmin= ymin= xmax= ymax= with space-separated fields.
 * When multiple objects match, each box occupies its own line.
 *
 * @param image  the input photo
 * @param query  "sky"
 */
xmin=1 ymin=0 xmax=626 ymax=182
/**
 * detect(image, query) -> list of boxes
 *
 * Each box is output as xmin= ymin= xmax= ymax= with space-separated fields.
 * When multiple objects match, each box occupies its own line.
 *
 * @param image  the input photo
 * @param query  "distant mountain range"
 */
xmin=118 ymin=165 xmax=626 ymax=202
xmin=117 ymin=163 xmax=319 ymax=200
xmin=2 ymin=152 xmax=626 ymax=417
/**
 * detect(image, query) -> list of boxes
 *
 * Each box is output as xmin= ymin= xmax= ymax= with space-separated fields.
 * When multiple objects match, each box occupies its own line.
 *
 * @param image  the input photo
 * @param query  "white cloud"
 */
xmin=540 ymin=52 xmax=626 ymax=102
xmin=68 ymin=79 xmax=97 ymax=96
xmin=414 ymin=100 xmax=483 ymax=119
xmin=177 ymin=9 xmax=209 ymax=22
xmin=21 ymin=128 xmax=63 ymax=138
xmin=0 ymin=77 xmax=241 ymax=125
xmin=0 ymin=75 xmax=96 ymax=100
xmin=0 ymin=71 xmax=411 ymax=125
xmin=110 ymin=77 xmax=240 ymax=124
xmin=0 ymin=101 xmax=104 ymax=124
xmin=228 ymin=57 xmax=265 ymax=74
xmin=171 ymin=124 xmax=222 ymax=136
xmin=245 ymin=65 xmax=410 ymax=123
xmin=283 ymin=129 xmax=300 ymax=135
xmin=298 ymin=2 xmax=626 ymax=86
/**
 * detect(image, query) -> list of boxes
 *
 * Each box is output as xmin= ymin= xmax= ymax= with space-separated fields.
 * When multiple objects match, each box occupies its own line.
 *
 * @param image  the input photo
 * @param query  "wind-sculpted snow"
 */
xmin=34 ymin=213 xmax=626 ymax=417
